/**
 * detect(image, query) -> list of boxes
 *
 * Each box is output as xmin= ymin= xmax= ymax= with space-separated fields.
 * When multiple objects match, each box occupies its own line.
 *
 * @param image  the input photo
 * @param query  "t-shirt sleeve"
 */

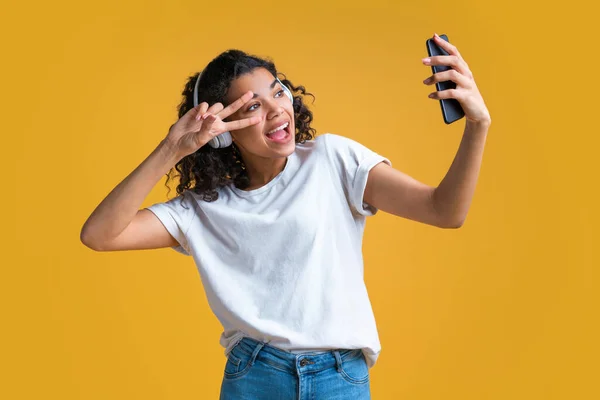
xmin=321 ymin=133 xmax=392 ymax=216
xmin=144 ymin=192 xmax=195 ymax=256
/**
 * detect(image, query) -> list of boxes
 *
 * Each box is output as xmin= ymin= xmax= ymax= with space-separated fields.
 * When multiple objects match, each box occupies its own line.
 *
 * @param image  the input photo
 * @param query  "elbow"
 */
xmin=431 ymin=191 xmax=465 ymax=229
xmin=439 ymin=216 xmax=466 ymax=229
xmin=80 ymin=229 xmax=105 ymax=251
xmin=446 ymin=220 xmax=465 ymax=229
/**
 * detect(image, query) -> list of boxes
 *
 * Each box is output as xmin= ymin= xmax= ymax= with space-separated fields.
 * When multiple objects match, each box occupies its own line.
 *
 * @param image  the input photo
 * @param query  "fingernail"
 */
xmin=422 ymin=58 xmax=431 ymax=64
xmin=434 ymin=33 xmax=439 ymax=38
xmin=201 ymin=113 xmax=209 ymax=120
xmin=428 ymin=93 xmax=435 ymax=98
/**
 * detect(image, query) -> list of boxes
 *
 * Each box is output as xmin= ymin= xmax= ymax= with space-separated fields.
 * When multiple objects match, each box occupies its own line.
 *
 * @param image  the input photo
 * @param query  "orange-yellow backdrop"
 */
xmin=1 ymin=0 xmax=597 ymax=399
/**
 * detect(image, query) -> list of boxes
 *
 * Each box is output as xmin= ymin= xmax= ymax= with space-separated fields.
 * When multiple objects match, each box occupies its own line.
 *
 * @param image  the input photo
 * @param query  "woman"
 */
xmin=81 ymin=35 xmax=491 ymax=399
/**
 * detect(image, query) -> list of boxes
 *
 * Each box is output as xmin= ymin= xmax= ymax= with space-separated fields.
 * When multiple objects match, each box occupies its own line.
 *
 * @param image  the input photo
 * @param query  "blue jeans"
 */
xmin=219 ymin=336 xmax=371 ymax=400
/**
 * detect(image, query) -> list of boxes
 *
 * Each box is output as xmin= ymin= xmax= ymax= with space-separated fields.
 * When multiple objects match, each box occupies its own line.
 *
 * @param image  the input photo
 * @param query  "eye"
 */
xmin=246 ymin=90 xmax=285 ymax=112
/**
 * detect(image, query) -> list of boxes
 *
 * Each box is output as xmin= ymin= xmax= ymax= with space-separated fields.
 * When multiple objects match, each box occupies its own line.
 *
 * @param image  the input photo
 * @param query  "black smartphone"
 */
xmin=425 ymin=34 xmax=465 ymax=124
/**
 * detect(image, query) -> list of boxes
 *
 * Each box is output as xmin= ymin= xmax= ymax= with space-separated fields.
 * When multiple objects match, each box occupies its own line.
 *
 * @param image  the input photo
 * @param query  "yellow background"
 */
xmin=1 ymin=0 xmax=597 ymax=399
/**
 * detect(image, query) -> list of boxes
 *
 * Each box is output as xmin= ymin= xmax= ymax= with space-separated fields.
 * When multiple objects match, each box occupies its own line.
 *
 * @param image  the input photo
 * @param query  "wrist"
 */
xmin=465 ymin=117 xmax=491 ymax=132
xmin=156 ymin=139 xmax=184 ymax=166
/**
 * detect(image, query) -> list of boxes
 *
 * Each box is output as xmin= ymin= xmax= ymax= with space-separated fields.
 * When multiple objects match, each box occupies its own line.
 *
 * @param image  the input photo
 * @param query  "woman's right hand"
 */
xmin=163 ymin=90 xmax=262 ymax=159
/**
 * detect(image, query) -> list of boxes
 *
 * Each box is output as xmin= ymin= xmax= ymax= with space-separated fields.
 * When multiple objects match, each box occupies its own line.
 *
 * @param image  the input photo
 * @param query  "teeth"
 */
xmin=267 ymin=122 xmax=289 ymax=135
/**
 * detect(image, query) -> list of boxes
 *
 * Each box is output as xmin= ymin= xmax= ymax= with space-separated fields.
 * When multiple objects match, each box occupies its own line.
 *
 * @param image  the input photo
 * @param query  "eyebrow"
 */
xmin=251 ymin=78 xmax=279 ymax=99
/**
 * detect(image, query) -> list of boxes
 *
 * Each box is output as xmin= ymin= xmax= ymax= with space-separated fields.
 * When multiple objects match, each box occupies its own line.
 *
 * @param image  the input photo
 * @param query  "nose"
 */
xmin=264 ymin=97 xmax=286 ymax=119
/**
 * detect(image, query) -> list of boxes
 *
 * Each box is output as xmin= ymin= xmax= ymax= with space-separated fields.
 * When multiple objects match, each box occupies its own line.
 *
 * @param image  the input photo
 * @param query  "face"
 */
xmin=224 ymin=67 xmax=296 ymax=163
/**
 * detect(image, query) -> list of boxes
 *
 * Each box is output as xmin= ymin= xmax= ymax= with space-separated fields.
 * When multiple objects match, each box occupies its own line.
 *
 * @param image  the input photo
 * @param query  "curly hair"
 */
xmin=164 ymin=49 xmax=317 ymax=203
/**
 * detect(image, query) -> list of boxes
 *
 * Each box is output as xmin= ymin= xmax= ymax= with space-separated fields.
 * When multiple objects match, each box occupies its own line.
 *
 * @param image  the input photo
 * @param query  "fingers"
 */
xmin=224 ymin=115 xmax=263 ymax=132
xmin=195 ymin=113 xmax=218 ymax=138
xmin=423 ymin=69 xmax=472 ymax=89
xmin=428 ymin=88 xmax=460 ymax=100
xmin=423 ymin=34 xmax=471 ymax=77
xmin=432 ymin=33 xmax=462 ymax=58
xmin=206 ymin=102 xmax=225 ymax=115
xmin=195 ymin=102 xmax=210 ymax=121
xmin=422 ymin=55 xmax=471 ymax=77
xmin=195 ymin=102 xmax=225 ymax=121
xmin=191 ymin=91 xmax=256 ymax=131
xmin=216 ymin=90 xmax=255 ymax=120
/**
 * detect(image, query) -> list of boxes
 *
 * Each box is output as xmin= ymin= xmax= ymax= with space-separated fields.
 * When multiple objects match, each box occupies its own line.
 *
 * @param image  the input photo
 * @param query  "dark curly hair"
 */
xmin=164 ymin=49 xmax=317 ymax=203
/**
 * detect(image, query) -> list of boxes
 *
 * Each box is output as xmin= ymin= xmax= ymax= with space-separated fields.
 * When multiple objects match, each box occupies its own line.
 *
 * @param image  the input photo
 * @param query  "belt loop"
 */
xmin=249 ymin=341 xmax=265 ymax=366
xmin=333 ymin=350 xmax=343 ymax=373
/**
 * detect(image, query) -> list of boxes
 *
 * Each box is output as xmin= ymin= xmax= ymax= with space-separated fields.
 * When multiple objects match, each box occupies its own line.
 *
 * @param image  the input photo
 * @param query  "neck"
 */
xmin=243 ymin=156 xmax=288 ymax=190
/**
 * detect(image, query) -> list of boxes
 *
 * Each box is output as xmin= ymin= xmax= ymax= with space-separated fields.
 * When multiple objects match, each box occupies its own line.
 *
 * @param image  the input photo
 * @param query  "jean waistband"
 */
xmin=232 ymin=336 xmax=364 ymax=375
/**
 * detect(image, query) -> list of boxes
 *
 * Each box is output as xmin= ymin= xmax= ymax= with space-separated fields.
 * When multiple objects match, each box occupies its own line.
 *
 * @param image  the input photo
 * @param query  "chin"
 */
xmin=273 ymin=144 xmax=295 ymax=157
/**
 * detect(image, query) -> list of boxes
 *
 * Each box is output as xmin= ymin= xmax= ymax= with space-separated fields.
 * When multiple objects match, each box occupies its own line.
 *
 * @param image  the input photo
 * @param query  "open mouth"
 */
xmin=265 ymin=122 xmax=292 ymax=143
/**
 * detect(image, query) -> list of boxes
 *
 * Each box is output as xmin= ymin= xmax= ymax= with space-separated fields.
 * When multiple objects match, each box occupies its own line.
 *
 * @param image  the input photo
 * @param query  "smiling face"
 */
xmin=224 ymin=67 xmax=296 ymax=164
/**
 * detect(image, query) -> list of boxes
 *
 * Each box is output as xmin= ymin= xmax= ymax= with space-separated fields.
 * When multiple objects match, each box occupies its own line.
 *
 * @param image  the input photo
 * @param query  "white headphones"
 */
xmin=193 ymin=70 xmax=294 ymax=149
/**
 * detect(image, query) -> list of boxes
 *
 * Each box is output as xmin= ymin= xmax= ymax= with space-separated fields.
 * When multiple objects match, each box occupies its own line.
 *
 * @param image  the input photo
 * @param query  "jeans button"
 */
xmin=300 ymin=358 xmax=309 ymax=366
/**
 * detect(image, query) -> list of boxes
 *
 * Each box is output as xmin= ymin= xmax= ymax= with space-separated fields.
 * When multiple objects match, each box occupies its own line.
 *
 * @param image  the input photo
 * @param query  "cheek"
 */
xmin=242 ymin=122 xmax=264 ymax=138
xmin=231 ymin=121 xmax=265 ymax=144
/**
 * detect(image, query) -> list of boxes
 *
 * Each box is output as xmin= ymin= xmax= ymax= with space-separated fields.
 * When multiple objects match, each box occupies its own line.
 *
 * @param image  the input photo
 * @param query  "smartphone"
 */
xmin=425 ymin=34 xmax=465 ymax=124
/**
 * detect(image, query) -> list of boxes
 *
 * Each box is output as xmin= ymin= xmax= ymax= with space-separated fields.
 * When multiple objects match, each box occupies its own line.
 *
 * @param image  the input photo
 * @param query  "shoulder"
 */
xmin=147 ymin=190 xmax=198 ymax=219
xmin=311 ymin=133 xmax=379 ymax=163
xmin=294 ymin=133 xmax=380 ymax=167
xmin=315 ymin=133 xmax=370 ymax=153
xmin=295 ymin=132 xmax=350 ymax=157
xmin=308 ymin=132 xmax=352 ymax=147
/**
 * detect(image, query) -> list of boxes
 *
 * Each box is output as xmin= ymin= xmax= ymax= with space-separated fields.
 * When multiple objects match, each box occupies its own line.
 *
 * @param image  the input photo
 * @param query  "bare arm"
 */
xmin=80 ymin=140 xmax=181 ymax=251
xmin=80 ymin=90 xmax=263 ymax=251
xmin=364 ymin=120 xmax=489 ymax=229
xmin=432 ymin=120 xmax=490 ymax=227
xmin=364 ymin=34 xmax=491 ymax=228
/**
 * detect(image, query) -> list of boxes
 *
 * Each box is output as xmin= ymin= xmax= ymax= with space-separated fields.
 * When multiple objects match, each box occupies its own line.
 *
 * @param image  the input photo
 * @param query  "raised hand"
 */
xmin=422 ymin=33 xmax=491 ymax=125
xmin=164 ymin=90 xmax=262 ymax=159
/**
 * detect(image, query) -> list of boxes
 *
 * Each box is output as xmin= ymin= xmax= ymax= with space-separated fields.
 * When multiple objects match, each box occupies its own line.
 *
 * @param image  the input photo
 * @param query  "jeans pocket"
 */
xmin=339 ymin=350 xmax=369 ymax=384
xmin=223 ymin=342 xmax=254 ymax=380
xmin=224 ymin=351 xmax=242 ymax=375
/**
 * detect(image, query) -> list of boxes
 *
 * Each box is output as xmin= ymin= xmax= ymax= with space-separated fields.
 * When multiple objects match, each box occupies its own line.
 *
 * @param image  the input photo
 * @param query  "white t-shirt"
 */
xmin=145 ymin=133 xmax=391 ymax=368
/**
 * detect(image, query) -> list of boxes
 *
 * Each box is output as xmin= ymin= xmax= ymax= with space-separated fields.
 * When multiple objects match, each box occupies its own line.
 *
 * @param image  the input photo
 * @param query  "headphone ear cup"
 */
xmin=208 ymin=131 xmax=233 ymax=148
xmin=208 ymin=137 xmax=219 ymax=149
xmin=219 ymin=132 xmax=233 ymax=147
